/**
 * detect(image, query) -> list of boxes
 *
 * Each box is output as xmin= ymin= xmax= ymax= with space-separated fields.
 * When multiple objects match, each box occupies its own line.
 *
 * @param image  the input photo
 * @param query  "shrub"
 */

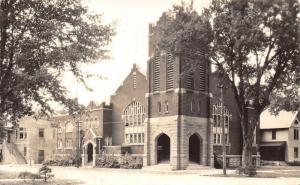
xmin=39 ymin=165 xmax=54 ymax=182
xmin=120 ymin=154 xmax=143 ymax=169
xmin=96 ymin=155 xmax=120 ymax=168
xmin=236 ymin=166 xmax=257 ymax=177
xmin=18 ymin=171 xmax=41 ymax=181
xmin=95 ymin=153 xmax=143 ymax=169
xmin=43 ymin=155 xmax=81 ymax=167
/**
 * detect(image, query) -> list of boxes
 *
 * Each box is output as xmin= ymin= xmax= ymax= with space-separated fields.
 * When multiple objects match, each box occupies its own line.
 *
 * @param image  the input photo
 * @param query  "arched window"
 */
xmin=212 ymin=102 xmax=231 ymax=145
xmin=65 ymin=122 xmax=73 ymax=133
xmin=123 ymin=101 xmax=145 ymax=144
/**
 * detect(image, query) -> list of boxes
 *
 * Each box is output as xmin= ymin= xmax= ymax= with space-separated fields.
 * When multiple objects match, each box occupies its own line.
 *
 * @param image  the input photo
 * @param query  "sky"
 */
xmin=63 ymin=0 xmax=211 ymax=106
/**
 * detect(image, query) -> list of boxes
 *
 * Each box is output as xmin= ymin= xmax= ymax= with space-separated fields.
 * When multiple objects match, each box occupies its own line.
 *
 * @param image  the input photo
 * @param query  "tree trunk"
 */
xmin=242 ymin=136 xmax=253 ymax=169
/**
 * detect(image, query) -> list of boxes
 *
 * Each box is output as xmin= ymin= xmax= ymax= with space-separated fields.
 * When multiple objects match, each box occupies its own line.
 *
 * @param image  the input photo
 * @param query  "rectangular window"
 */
xmin=24 ymin=147 xmax=27 ymax=156
xmin=197 ymin=101 xmax=201 ymax=113
xmin=138 ymin=134 xmax=141 ymax=143
xmin=213 ymin=115 xmax=217 ymax=126
xmin=214 ymin=134 xmax=217 ymax=144
xmin=38 ymin=150 xmax=44 ymax=163
xmin=164 ymin=101 xmax=169 ymax=113
xmin=294 ymin=129 xmax=299 ymax=140
xmin=191 ymin=101 xmax=195 ymax=113
xmin=39 ymin=128 xmax=44 ymax=138
xmin=217 ymin=134 xmax=220 ymax=144
xmin=130 ymin=134 xmax=133 ymax=143
xmin=157 ymin=102 xmax=161 ymax=113
xmin=272 ymin=130 xmax=276 ymax=140
xmin=19 ymin=128 xmax=24 ymax=139
xmin=294 ymin=147 xmax=298 ymax=158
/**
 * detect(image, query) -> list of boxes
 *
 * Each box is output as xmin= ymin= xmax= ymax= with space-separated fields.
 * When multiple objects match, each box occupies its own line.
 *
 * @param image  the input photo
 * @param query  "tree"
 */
xmin=154 ymin=0 xmax=299 ymax=175
xmin=209 ymin=0 xmax=299 ymax=173
xmin=0 ymin=0 xmax=115 ymax=131
xmin=39 ymin=164 xmax=54 ymax=182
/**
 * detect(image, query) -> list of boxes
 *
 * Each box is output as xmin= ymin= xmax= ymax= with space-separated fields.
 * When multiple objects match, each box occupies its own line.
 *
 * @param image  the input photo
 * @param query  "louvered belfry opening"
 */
xmin=166 ymin=52 xmax=174 ymax=90
xmin=199 ymin=61 xmax=206 ymax=92
xmin=153 ymin=54 xmax=161 ymax=92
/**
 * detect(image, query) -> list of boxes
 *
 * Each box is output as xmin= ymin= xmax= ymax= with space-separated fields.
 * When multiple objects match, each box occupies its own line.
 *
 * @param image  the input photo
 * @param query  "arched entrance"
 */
xmin=189 ymin=134 xmax=201 ymax=164
xmin=87 ymin=143 xmax=93 ymax=163
xmin=157 ymin=134 xmax=170 ymax=163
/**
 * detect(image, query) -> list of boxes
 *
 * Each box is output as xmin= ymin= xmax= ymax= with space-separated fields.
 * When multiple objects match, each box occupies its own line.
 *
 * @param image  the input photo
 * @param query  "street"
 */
xmin=0 ymin=165 xmax=300 ymax=185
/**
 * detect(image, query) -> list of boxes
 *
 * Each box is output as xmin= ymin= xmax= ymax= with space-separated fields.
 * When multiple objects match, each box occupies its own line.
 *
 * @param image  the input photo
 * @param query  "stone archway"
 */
xmin=87 ymin=143 xmax=93 ymax=163
xmin=189 ymin=133 xmax=201 ymax=164
xmin=157 ymin=133 xmax=170 ymax=163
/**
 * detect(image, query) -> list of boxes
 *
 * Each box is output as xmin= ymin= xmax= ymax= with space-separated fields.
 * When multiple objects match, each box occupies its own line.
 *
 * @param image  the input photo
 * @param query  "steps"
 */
xmin=2 ymin=142 xmax=27 ymax=164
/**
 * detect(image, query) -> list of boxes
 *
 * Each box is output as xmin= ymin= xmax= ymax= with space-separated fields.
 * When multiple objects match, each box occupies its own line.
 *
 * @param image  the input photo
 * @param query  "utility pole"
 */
xmin=220 ymin=85 xmax=227 ymax=175
xmin=76 ymin=120 xmax=81 ymax=168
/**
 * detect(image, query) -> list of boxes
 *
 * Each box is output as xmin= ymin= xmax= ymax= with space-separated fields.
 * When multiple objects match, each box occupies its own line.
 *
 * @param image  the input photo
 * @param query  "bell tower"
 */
xmin=143 ymin=23 xmax=213 ymax=170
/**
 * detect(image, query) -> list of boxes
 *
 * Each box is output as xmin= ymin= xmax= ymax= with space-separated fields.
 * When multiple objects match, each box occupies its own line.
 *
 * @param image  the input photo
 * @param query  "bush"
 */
xmin=43 ymin=155 xmax=81 ymax=167
xmin=95 ymin=155 xmax=120 ymax=168
xmin=213 ymin=154 xmax=222 ymax=169
xmin=120 ymin=154 xmax=143 ymax=169
xmin=236 ymin=166 xmax=257 ymax=177
xmin=18 ymin=171 xmax=41 ymax=181
xmin=95 ymin=153 xmax=143 ymax=169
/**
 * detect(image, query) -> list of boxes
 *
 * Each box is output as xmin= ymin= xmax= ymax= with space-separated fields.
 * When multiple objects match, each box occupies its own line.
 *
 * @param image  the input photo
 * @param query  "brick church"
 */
xmin=2 ymin=22 xmax=258 ymax=169
xmin=54 ymin=22 xmax=251 ymax=169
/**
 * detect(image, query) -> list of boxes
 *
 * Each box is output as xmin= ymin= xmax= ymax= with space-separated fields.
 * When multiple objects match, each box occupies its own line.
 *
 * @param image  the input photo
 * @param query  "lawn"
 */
xmin=0 ymin=170 xmax=82 ymax=185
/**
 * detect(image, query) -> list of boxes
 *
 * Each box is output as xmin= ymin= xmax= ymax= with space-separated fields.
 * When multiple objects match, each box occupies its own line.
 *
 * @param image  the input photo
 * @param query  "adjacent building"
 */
xmin=260 ymin=109 xmax=300 ymax=163
xmin=2 ymin=116 xmax=55 ymax=164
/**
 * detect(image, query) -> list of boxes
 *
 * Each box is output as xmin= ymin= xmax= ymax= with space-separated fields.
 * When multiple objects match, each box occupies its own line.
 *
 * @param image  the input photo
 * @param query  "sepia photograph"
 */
xmin=0 ymin=0 xmax=299 ymax=184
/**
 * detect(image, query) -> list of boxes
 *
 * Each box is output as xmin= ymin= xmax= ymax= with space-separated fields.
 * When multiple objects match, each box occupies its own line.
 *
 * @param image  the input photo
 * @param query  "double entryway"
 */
xmin=156 ymin=133 xmax=202 ymax=164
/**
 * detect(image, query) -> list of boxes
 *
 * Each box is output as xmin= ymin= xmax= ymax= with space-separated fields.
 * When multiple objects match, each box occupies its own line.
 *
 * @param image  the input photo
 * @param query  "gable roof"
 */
xmin=260 ymin=109 xmax=298 ymax=129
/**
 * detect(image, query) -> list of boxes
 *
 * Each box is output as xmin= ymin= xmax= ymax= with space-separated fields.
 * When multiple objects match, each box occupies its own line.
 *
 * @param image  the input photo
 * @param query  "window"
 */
xmin=186 ymin=72 xmax=194 ymax=90
xmin=164 ymin=101 xmax=169 ymax=113
xmin=191 ymin=101 xmax=196 ymax=113
xmin=58 ymin=127 xmax=62 ymax=133
xmin=166 ymin=52 xmax=174 ymax=90
xmin=214 ymin=134 xmax=217 ymax=144
xmin=272 ymin=130 xmax=276 ymax=140
xmin=133 ymin=72 xmax=137 ymax=89
xmin=24 ymin=147 xmax=27 ymax=156
xmin=295 ymin=120 xmax=299 ymax=125
xmin=57 ymin=139 xmax=63 ymax=149
xmin=18 ymin=127 xmax=27 ymax=139
xmin=104 ymin=137 xmax=112 ymax=146
xmin=123 ymin=101 xmax=145 ymax=144
xmin=65 ymin=122 xmax=73 ymax=133
xmin=197 ymin=101 xmax=201 ymax=113
xmin=65 ymin=139 xmax=72 ymax=148
xmin=212 ymin=102 xmax=231 ymax=144
xmin=294 ymin=147 xmax=298 ymax=158
xmin=38 ymin=150 xmax=44 ymax=163
xmin=153 ymin=54 xmax=161 ymax=92
xmin=294 ymin=129 xmax=299 ymax=140
xmin=39 ymin=128 xmax=44 ymax=138
xmin=157 ymin=102 xmax=161 ymax=113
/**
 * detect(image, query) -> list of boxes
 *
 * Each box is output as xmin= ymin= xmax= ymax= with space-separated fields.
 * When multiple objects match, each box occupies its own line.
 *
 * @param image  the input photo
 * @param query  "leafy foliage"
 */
xmin=154 ymin=0 xmax=299 ymax=174
xmin=0 ymin=0 xmax=115 ymax=127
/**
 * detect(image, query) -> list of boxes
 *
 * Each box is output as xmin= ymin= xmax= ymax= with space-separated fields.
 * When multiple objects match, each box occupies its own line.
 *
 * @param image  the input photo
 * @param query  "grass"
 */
xmin=0 ymin=179 xmax=81 ymax=185
xmin=0 ymin=170 xmax=82 ymax=185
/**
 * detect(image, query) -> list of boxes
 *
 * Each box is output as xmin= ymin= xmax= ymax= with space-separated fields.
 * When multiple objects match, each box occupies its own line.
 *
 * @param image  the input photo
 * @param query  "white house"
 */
xmin=260 ymin=109 xmax=299 ymax=163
